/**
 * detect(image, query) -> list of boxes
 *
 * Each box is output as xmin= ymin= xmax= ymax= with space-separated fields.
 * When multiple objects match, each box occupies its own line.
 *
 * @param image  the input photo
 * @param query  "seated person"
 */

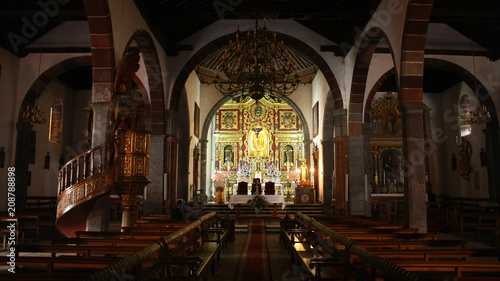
xmin=172 ymin=199 xmax=192 ymax=220
xmin=188 ymin=202 xmax=206 ymax=220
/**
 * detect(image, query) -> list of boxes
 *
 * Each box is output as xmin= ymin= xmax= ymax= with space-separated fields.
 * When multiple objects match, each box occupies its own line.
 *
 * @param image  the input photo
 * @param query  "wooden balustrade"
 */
xmin=58 ymin=139 xmax=117 ymax=195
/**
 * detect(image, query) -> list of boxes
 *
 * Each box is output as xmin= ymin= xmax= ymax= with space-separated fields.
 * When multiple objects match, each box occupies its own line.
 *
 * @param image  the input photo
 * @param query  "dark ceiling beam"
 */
xmin=21 ymin=47 xmax=91 ymax=55
xmin=145 ymin=6 xmax=361 ymax=21
xmin=0 ymin=9 xmax=87 ymax=20
xmin=430 ymin=8 xmax=500 ymax=22
xmin=374 ymin=46 xmax=492 ymax=59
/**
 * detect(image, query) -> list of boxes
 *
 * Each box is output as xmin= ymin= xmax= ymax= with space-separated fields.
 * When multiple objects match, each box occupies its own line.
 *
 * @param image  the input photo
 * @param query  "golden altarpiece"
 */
xmin=370 ymin=92 xmax=404 ymax=194
xmin=213 ymin=96 xmax=304 ymax=199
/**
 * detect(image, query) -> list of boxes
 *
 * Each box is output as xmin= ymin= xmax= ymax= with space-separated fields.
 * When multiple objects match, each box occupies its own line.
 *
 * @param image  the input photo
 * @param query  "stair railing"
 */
xmin=58 ymin=137 xmax=118 ymax=195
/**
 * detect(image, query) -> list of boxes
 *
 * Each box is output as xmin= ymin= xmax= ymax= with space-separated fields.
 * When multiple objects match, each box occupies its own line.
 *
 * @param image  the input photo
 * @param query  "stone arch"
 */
xmin=18 ymin=56 xmax=93 ymax=122
xmin=365 ymin=68 xmax=397 ymax=120
xmin=199 ymin=95 xmax=311 ymax=198
xmin=169 ymin=32 xmax=343 ymax=111
xmin=83 ymin=0 xmax=115 ymax=104
xmin=124 ymin=30 xmax=165 ymax=135
xmin=424 ymin=58 xmax=497 ymax=127
xmin=15 ymin=55 xmax=93 ymax=213
xmin=400 ymin=0 xmax=434 ymax=102
xmin=349 ymin=26 xmax=398 ymax=135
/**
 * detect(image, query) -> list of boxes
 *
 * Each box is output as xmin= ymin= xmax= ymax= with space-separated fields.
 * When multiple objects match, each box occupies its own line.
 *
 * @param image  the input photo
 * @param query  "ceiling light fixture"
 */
xmin=213 ymin=18 xmax=301 ymax=101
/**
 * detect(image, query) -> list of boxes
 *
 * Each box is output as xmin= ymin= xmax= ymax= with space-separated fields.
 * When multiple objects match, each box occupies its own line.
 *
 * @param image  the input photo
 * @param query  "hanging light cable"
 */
xmin=466 ymin=20 xmax=491 ymax=125
xmin=23 ymin=28 xmax=47 ymax=125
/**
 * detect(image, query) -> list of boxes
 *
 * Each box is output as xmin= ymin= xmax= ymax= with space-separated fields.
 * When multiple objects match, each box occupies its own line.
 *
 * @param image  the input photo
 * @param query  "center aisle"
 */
xmin=211 ymin=218 xmax=298 ymax=281
xmin=234 ymin=220 xmax=272 ymax=281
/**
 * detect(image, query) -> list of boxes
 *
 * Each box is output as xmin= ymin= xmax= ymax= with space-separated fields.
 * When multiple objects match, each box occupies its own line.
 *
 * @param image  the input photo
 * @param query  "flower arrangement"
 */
xmin=211 ymin=171 xmax=228 ymax=181
xmin=287 ymin=170 xmax=300 ymax=182
xmin=238 ymin=177 xmax=248 ymax=183
xmin=247 ymin=195 xmax=269 ymax=208
xmin=300 ymin=180 xmax=311 ymax=185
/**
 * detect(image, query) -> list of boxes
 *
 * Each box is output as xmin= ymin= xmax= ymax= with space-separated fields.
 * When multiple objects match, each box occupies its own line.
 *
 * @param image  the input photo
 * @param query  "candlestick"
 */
xmin=345 ymin=174 xmax=349 ymax=201
xmin=364 ymin=174 xmax=368 ymax=202
xmin=311 ymin=167 xmax=315 ymax=186
xmin=332 ymin=170 xmax=335 ymax=198
xmin=163 ymin=173 xmax=168 ymax=201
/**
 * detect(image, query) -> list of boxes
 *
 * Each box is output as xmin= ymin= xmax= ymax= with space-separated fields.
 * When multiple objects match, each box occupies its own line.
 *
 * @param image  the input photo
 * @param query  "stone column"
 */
xmin=199 ymin=139 xmax=209 ymax=203
xmin=347 ymin=123 xmax=371 ymax=216
xmin=321 ymin=140 xmax=334 ymax=205
xmin=120 ymin=195 xmax=136 ymax=230
xmin=401 ymin=101 xmax=427 ymax=232
xmin=91 ymin=102 xmax=112 ymax=147
xmin=142 ymin=134 xmax=165 ymax=215
xmin=483 ymin=127 xmax=500 ymax=203
xmin=14 ymin=122 xmax=34 ymax=213
xmin=86 ymin=101 xmax=112 ymax=232
xmin=332 ymin=109 xmax=348 ymax=214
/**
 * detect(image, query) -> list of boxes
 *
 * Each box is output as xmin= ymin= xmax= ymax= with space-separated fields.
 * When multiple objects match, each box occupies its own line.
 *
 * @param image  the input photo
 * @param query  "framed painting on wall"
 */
xmin=194 ymin=102 xmax=200 ymax=138
xmin=312 ymin=101 xmax=319 ymax=138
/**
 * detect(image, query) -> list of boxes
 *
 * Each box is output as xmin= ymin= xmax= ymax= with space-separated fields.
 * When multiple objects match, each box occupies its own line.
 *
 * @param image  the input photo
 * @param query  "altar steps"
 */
xmin=202 ymin=203 xmax=325 ymax=217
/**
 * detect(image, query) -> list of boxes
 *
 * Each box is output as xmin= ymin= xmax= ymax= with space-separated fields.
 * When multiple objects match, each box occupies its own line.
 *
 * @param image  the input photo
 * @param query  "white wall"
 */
xmin=312 ymin=71 xmax=330 ymax=202
xmin=426 ymin=82 xmax=488 ymax=198
xmin=184 ymin=71 xmax=201 ymax=199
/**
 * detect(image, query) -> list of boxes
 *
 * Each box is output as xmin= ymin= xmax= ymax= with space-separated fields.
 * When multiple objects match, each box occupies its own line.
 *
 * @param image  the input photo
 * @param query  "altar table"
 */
xmin=228 ymin=195 xmax=286 ymax=216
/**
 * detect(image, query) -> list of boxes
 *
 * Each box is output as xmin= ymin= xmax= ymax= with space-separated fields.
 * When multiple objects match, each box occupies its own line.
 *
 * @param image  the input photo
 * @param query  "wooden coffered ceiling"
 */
xmin=0 ymin=0 xmax=499 ymax=91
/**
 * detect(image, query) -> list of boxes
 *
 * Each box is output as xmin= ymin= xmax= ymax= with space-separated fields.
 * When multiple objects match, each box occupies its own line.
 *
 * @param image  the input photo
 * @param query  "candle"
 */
xmin=345 ymin=174 xmax=349 ymax=201
xmin=144 ymin=186 xmax=148 ymax=200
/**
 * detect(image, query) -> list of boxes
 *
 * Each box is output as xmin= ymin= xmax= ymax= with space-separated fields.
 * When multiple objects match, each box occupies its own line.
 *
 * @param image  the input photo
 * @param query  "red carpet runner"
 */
xmin=234 ymin=220 xmax=272 ymax=281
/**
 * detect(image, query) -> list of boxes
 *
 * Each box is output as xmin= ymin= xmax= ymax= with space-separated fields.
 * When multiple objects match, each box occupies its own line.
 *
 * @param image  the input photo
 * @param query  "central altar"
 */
xmin=228 ymin=194 xmax=286 ymax=215
xmin=212 ymin=97 xmax=304 ymax=199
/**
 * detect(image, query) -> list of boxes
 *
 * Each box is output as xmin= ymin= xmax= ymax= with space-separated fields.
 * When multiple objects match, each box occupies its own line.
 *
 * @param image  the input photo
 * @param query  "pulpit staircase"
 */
xmin=55 ymin=129 xmax=151 ymax=237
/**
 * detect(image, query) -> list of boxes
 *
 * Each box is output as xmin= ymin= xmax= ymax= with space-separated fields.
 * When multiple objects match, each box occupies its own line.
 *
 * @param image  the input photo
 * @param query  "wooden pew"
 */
xmin=78 ymin=212 xmax=229 ymax=281
xmin=282 ymin=212 xmax=500 ymax=281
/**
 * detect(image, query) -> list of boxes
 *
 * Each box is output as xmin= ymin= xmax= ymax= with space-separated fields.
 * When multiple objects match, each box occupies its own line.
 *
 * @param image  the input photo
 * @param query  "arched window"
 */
xmin=459 ymin=95 xmax=472 ymax=137
xmin=49 ymin=98 xmax=63 ymax=144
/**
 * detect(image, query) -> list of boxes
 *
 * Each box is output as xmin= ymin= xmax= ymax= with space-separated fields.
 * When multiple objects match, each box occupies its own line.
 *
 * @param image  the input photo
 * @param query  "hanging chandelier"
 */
xmin=213 ymin=19 xmax=301 ymax=101
xmin=23 ymin=99 xmax=47 ymax=124
xmin=466 ymin=105 xmax=491 ymax=124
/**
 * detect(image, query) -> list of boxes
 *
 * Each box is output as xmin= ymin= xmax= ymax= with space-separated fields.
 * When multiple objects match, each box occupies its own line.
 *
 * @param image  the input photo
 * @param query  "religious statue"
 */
xmin=384 ymin=109 xmax=397 ymax=135
xmin=249 ymin=126 xmax=269 ymax=158
xmin=456 ymin=137 xmax=472 ymax=181
xmin=458 ymin=137 xmax=471 ymax=166
xmin=300 ymin=158 xmax=308 ymax=182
